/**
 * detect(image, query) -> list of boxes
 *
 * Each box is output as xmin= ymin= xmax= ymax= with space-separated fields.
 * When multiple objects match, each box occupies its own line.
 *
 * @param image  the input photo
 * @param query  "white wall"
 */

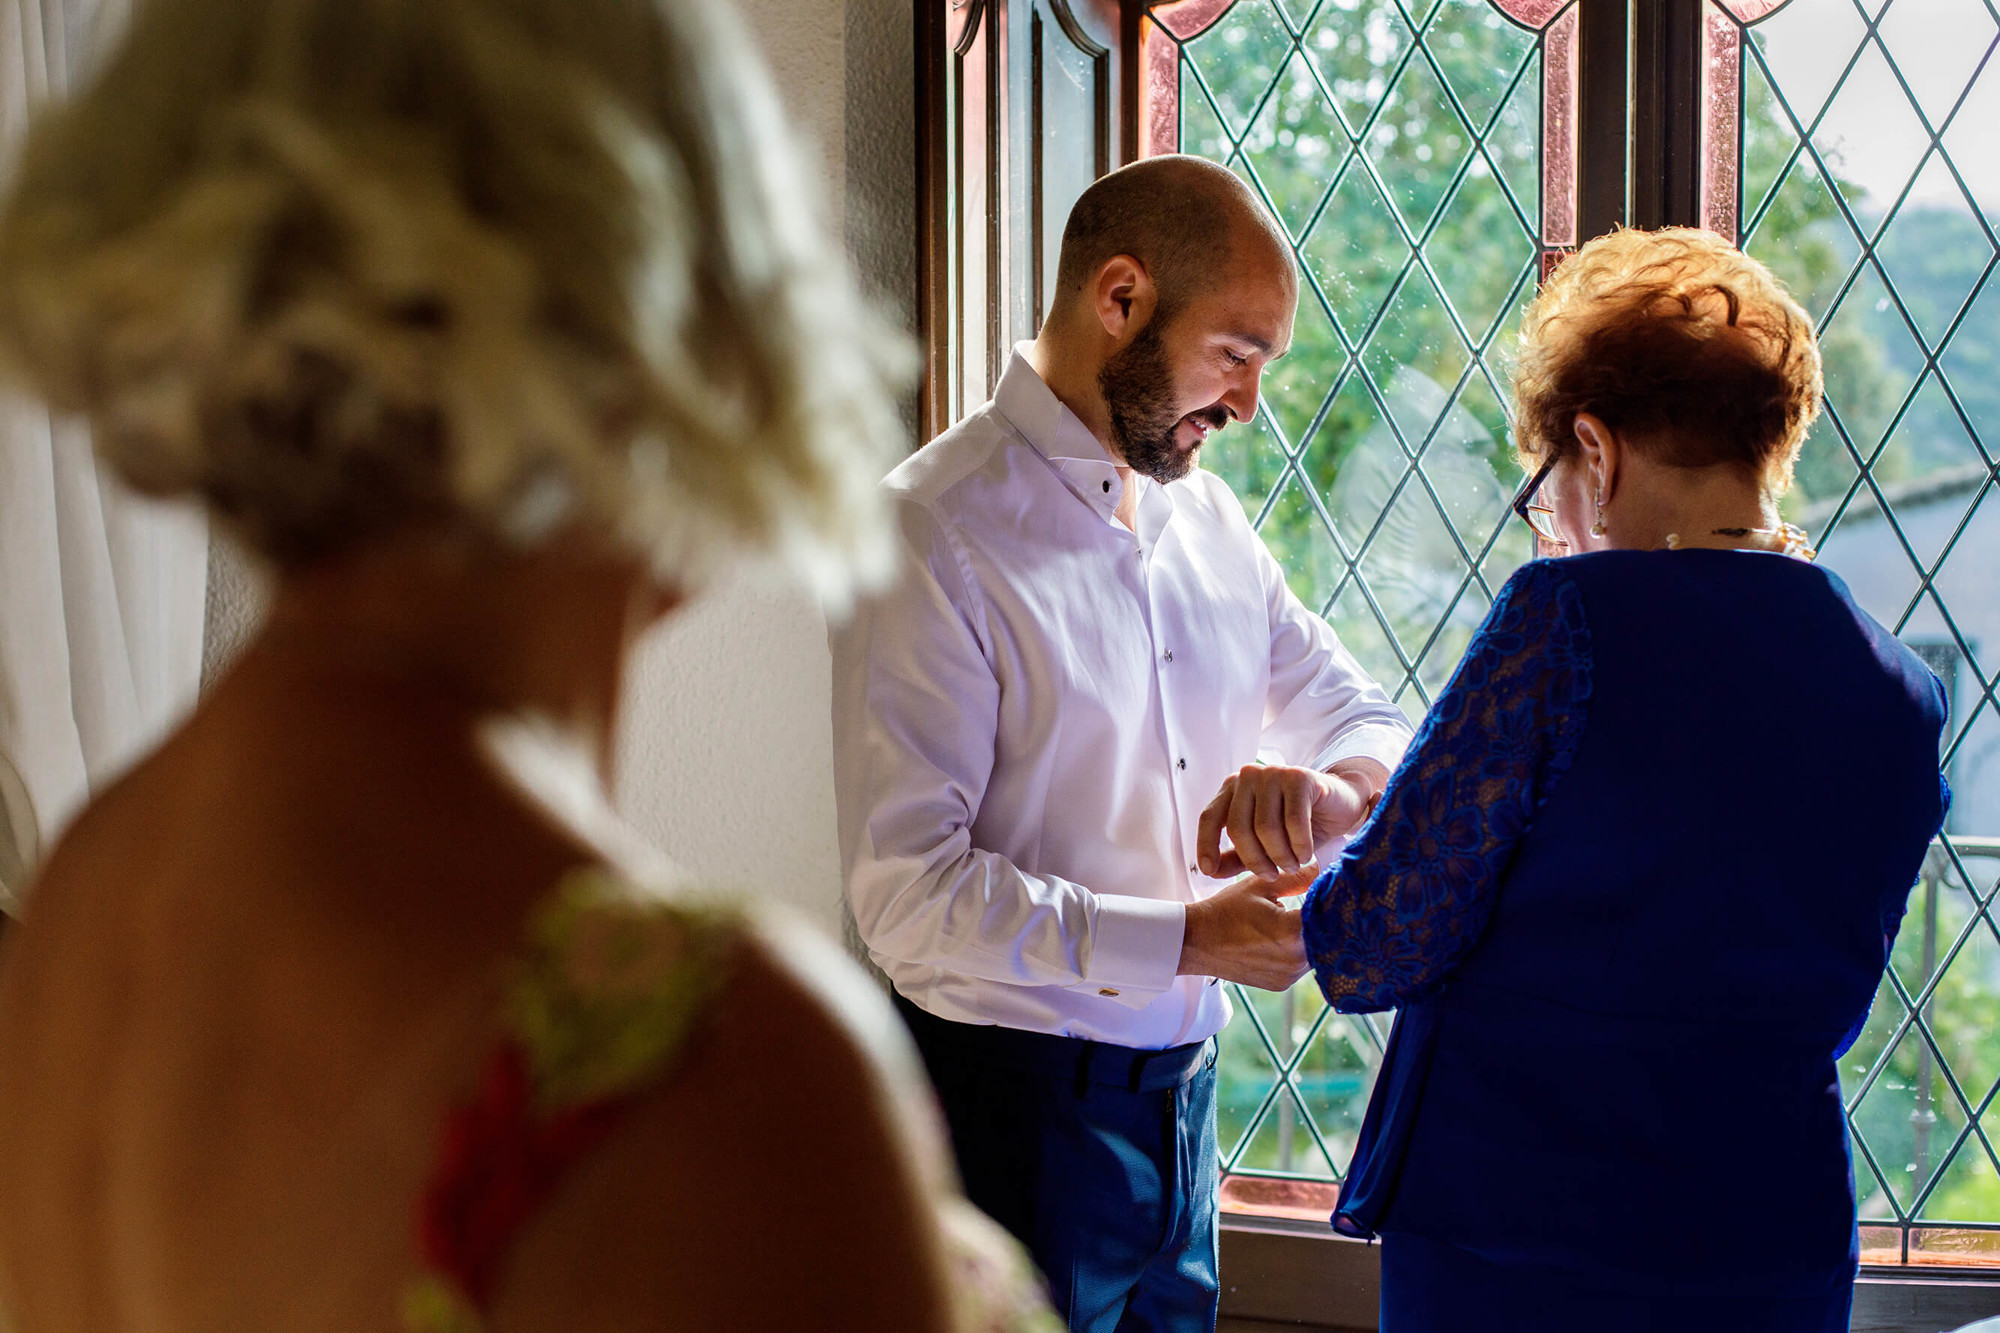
xmin=613 ymin=568 xmax=848 ymax=926
xmin=614 ymin=0 xmax=914 ymax=935
xmin=202 ymin=0 xmax=917 ymax=935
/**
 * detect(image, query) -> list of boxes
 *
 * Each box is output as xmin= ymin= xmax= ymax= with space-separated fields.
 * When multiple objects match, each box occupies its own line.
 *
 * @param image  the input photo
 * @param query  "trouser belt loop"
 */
xmin=1127 ymin=1050 xmax=1147 ymax=1093
xmin=1073 ymin=1041 xmax=1096 ymax=1099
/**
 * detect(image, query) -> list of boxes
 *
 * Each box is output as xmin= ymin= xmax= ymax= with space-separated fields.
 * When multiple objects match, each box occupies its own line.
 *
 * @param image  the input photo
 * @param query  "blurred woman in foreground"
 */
xmin=0 ymin=0 xmax=1057 ymax=1328
xmin=1281 ymin=229 xmax=1949 ymax=1331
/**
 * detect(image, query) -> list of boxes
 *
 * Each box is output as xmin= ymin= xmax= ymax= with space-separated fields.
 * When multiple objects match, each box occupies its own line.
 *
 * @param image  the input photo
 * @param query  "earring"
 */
xmin=1589 ymin=495 xmax=1607 ymax=539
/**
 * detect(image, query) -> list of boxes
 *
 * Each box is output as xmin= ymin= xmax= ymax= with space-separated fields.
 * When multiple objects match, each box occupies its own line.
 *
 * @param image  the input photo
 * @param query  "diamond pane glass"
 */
xmin=1735 ymin=0 xmax=2000 ymax=1261
xmin=1145 ymin=0 xmax=1562 ymax=1215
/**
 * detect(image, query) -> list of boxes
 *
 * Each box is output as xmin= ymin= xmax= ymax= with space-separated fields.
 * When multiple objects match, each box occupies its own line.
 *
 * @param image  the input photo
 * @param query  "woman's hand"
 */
xmin=1196 ymin=759 xmax=1388 ymax=880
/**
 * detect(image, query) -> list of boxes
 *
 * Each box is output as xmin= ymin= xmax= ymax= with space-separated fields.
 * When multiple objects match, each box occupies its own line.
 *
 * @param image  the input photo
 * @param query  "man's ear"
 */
xmin=1572 ymin=412 xmax=1623 ymax=505
xmin=1094 ymin=254 xmax=1155 ymax=341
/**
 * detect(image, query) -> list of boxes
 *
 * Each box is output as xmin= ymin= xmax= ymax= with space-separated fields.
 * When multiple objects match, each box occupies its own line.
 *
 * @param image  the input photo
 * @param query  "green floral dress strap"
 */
xmin=403 ymin=866 xmax=1063 ymax=1333
xmin=404 ymin=866 xmax=737 ymax=1331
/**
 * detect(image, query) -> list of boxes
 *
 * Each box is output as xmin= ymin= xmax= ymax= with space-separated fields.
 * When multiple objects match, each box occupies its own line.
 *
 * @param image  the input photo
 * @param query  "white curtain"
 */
xmin=0 ymin=0 xmax=207 ymax=895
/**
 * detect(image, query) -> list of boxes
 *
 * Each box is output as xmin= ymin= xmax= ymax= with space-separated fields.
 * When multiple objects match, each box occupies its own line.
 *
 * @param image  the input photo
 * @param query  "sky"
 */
xmin=1751 ymin=0 xmax=1999 ymax=215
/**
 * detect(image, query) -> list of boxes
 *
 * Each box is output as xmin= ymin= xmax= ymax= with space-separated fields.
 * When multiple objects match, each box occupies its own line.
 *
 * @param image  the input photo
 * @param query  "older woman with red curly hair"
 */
xmin=1264 ymin=228 xmax=1950 ymax=1330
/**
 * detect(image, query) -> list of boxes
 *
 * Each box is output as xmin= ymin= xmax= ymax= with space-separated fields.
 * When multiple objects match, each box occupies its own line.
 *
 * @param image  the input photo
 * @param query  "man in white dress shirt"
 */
xmin=830 ymin=157 xmax=1412 ymax=1331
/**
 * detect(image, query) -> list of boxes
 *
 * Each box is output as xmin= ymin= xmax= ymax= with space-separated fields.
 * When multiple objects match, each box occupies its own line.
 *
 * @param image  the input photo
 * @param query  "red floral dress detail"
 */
xmin=401 ymin=868 xmax=1063 ymax=1333
xmin=415 ymin=1042 xmax=636 ymax=1310
xmin=402 ymin=870 xmax=732 ymax=1331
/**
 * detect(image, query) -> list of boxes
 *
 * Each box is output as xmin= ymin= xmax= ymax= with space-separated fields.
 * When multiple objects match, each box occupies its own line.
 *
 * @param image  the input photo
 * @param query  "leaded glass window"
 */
xmin=1141 ymin=0 xmax=2000 ymax=1261
xmin=1713 ymin=0 xmax=2000 ymax=1269
xmin=1139 ymin=0 xmax=1578 ymax=1223
xmin=918 ymin=0 xmax=2000 ymax=1276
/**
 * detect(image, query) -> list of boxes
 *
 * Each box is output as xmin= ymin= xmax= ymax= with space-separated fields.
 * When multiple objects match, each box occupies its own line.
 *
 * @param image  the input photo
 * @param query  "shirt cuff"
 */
xmin=1082 ymin=893 xmax=1187 ymax=1008
xmin=1314 ymin=722 xmax=1414 ymax=777
xmin=1313 ymin=831 xmax=1354 ymax=868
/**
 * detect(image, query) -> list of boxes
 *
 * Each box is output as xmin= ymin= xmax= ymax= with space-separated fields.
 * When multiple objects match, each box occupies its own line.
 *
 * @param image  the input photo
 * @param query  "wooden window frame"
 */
xmin=915 ymin=0 xmax=1128 ymax=441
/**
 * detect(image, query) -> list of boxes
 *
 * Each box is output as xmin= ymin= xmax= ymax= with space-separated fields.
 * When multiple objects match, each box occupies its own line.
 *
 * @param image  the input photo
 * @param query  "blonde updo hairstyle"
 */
xmin=1513 ymin=227 xmax=1822 ymax=495
xmin=0 ymin=0 xmax=905 ymax=601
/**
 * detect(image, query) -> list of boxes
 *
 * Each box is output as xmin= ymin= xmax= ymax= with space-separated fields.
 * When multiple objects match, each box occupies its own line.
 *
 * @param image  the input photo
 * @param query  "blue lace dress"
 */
xmin=1302 ymin=553 xmax=1949 ymax=1333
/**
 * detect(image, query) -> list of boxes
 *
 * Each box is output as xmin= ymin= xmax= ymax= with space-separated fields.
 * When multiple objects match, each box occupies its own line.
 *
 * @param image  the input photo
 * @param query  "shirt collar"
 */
xmin=992 ymin=344 xmax=1116 ymax=468
xmin=991 ymin=345 xmax=1158 ymax=526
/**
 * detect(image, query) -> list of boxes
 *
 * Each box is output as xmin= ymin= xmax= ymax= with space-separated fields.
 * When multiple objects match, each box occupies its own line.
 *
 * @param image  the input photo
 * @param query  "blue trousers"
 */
xmin=897 ymin=995 xmax=1220 ymax=1333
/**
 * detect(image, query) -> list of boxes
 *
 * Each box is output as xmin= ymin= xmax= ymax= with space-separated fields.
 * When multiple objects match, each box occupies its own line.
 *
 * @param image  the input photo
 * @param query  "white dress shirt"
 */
xmin=831 ymin=349 xmax=1412 ymax=1049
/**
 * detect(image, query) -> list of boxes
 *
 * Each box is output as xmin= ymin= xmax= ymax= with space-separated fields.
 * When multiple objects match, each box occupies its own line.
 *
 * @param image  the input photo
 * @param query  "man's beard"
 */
xmin=1097 ymin=317 xmax=1227 ymax=484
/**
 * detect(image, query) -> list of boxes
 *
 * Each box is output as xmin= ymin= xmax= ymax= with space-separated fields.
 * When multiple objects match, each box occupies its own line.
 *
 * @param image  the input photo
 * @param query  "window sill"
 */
xmin=1218 ymin=1217 xmax=2000 ymax=1333
xmin=1218 ymin=1217 xmax=1376 ymax=1332
xmin=1856 ymin=1267 xmax=2000 ymax=1333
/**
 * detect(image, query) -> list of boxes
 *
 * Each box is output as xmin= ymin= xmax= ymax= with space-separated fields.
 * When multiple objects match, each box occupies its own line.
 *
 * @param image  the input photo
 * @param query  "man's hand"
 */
xmin=1196 ymin=759 xmax=1389 ymax=881
xmin=1176 ymin=869 xmax=1313 ymax=991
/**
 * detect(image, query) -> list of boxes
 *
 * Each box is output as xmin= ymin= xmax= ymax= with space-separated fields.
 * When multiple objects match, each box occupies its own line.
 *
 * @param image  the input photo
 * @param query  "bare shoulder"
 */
xmin=0 ymin=739 xmax=214 ymax=1326
xmin=492 ymin=914 xmax=958 ymax=1333
xmin=0 ymin=738 xmax=185 ymax=1107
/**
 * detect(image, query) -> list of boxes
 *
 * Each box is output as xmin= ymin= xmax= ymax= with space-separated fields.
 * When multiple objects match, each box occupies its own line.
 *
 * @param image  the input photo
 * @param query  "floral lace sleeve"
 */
xmin=1302 ymin=560 xmax=1592 ymax=1013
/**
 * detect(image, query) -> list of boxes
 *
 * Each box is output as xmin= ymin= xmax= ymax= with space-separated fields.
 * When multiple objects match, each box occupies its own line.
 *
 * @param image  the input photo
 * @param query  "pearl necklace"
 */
xmin=1662 ymin=522 xmax=1817 ymax=562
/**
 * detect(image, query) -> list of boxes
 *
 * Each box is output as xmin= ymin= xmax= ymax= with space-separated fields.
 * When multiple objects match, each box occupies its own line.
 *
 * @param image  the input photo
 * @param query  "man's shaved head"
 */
xmin=1030 ymin=155 xmax=1298 ymax=487
xmin=1051 ymin=155 xmax=1292 ymax=321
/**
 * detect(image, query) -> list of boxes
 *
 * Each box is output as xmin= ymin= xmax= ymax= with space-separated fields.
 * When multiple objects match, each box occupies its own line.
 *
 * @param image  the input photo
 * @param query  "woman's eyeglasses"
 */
xmin=1511 ymin=458 xmax=1568 ymax=553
